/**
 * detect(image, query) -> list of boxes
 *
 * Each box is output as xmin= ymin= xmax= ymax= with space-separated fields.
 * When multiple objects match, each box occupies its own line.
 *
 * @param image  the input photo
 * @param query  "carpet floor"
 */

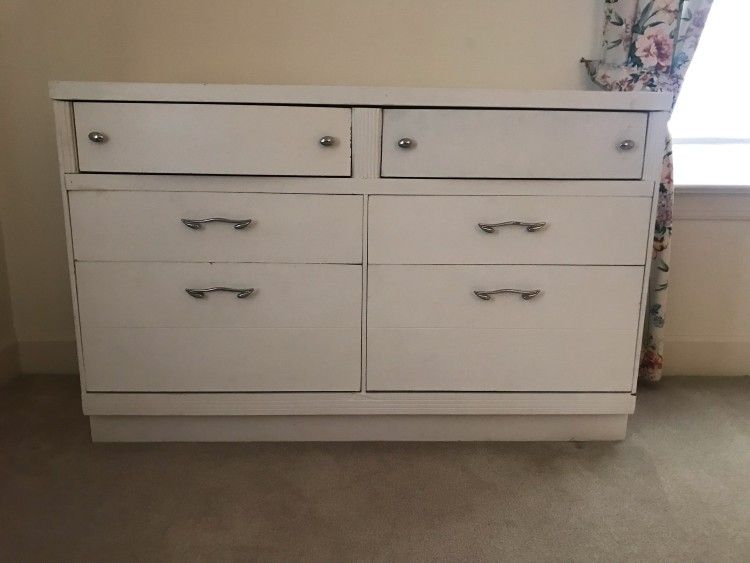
xmin=0 ymin=375 xmax=748 ymax=562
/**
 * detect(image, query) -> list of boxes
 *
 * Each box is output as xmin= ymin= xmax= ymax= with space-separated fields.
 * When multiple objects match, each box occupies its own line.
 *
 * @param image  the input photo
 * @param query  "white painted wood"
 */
xmin=641 ymin=111 xmax=670 ymax=184
xmin=50 ymin=81 xmax=673 ymax=111
xmin=367 ymin=328 xmax=636 ymax=392
xmin=69 ymin=192 xmax=362 ymax=263
xmin=74 ymin=102 xmax=352 ymax=175
xmin=381 ymin=109 xmax=647 ymax=179
xmin=52 ymin=101 xmax=78 ymax=173
xmin=49 ymin=82 xmax=673 ymax=441
xmin=89 ymin=414 xmax=629 ymax=442
xmin=368 ymin=196 xmax=652 ymax=265
xmin=81 ymin=391 xmax=636 ymax=416
xmin=673 ymin=192 xmax=750 ymax=221
xmin=76 ymin=263 xmax=361 ymax=328
xmin=368 ymin=265 xmax=643 ymax=329
xmin=52 ymin=101 xmax=87 ymax=388
xmin=84 ymin=328 xmax=360 ymax=392
xmin=360 ymin=197 xmax=369 ymax=393
xmin=352 ymin=108 xmax=382 ymax=178
xmin=65 ymin=174 xmax=656 ymax=197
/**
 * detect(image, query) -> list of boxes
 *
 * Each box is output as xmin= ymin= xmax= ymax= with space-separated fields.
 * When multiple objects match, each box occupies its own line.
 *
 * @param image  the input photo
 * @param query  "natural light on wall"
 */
xmin=669 ymin=0 xmax=749 ymax=186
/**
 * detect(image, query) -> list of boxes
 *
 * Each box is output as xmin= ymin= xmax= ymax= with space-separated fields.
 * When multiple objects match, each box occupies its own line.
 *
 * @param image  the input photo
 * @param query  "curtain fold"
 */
xmin=583 ymin=0 xmax=714 ymax=382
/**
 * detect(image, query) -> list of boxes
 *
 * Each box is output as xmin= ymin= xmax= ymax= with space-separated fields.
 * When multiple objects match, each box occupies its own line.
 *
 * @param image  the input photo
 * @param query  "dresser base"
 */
xmin=90 ymin=414 xmax=628 ymax=442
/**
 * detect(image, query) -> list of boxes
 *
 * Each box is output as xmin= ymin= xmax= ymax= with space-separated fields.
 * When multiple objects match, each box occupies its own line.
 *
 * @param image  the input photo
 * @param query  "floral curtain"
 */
xmin=582 ymin=0 xmax=714 ymax=382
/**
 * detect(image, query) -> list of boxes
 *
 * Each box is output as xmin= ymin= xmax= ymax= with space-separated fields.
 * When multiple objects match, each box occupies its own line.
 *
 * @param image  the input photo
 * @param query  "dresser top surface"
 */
xmin=49 ymin=81 xmax=672 ymax=111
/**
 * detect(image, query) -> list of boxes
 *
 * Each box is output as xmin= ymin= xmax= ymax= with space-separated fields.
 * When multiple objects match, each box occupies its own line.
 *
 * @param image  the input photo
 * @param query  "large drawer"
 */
xmin=367 ymin=265 xmax=641 ymax=392
xmin=368 ymin=265 xmax=644 ymax=330
xmin=69 ymin=192 xmax=363 ymax=263
xmin=77 ymin=262 xmax=361 ymax=391
xmin=75 ymin=102 xmax=352 ymax=176
xmin=368 ymin=195 xmax=652 ymax=265
xmin=381 ymin=109 xmax=647 ymax=179
xmin=367 ymin=329 xmax=635 ymax=392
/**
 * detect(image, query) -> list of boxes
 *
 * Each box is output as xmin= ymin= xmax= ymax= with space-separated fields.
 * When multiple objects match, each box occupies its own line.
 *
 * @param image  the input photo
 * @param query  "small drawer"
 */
xmin=368 ymin=195 xmax=652 ymax=265
xmin=381 ymin=109 xmax=647 ymax=179
xmin=69 ymin=192 xmax=363 ymax=263
xmin=77 ymin=262 xmax=361 ymax=391
xmin=74 ymin=102 xmax=351 ymax=176
xmin=367 ymin=264 xmax=642 ymax=392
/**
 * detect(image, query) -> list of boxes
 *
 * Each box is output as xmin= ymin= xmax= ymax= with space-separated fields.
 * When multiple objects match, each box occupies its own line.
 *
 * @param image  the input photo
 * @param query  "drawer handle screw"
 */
xmin=474 ymin=289 xmax=542 ymax=301
xmin=186 ymin=287 xmax=255 ymax=299
xmin=87 ymin=131 xmax=107 ymax=143
xmin=478 ymin=221 xmax=547 ymax=233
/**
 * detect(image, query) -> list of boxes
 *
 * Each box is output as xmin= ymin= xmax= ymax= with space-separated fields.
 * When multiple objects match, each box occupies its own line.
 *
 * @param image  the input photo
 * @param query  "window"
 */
xmin=669 ymin=0 xmax=749 ymax=186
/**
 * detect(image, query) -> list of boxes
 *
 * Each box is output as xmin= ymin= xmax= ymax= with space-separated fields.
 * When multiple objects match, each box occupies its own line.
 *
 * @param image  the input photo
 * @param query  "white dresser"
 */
xmin=50 ymin=82 xmax=671 ymax=441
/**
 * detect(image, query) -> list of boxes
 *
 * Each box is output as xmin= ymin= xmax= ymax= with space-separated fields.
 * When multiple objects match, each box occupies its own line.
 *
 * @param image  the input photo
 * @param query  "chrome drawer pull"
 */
xmin=319 ymin=136 xmax=337 ymax=147
xmin=397 ymin=138 xmax=415 ymax=149
xmin=474 ymin=288 xmax=542 ymax=301
xmin=87 ymin=131 xmax=107 ymax=143
xmin=618 ymin=139 xmax=636 ymax=151
xmin=186 ymin=287 xmax=255 ymax=299
xmin=181 ymin=218 xmax=252 ymax=230
xmin=478 ymin=221 xmax=547 ymax=233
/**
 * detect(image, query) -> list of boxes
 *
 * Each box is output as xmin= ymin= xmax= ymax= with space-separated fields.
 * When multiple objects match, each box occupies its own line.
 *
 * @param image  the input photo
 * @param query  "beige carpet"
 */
xmin=1 ymin=375 xmax=748 ymax=562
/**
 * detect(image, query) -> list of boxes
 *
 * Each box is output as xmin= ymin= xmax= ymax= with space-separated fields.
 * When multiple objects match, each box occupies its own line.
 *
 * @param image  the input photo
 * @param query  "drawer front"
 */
xmin=70 ymin=192 xmax=362 ymax=263
xmin=77 ymin=262 xmax=362 ymax=328
xmin=75 ymin=102 xmax=351 ymax=176
xmin=381 ymin=109 xmax=647 ymax=179
xmin=367 ymin=265 xmax=640 ymax=391
xmin=368 ymin=196 xmax=651 ymax=265
xmin=368 ymin=265 xmax=644 ymax=330
xmin=367 ymin=329 xmax=635 ymax=392
xmin=83 ymin=328 xmax=360 ymax=392
xmin=78 ymin=263 xmax=361 ymax=391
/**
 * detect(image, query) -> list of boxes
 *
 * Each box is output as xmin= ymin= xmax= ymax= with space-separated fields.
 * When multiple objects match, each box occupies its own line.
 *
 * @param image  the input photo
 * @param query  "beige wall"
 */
xmin=0 ymin=220 xmax=18 ymax=383
xmin=0 ymin=223 xmax=14 ymax=347
xmin=0 ymin=0 xmax=603 ymax=372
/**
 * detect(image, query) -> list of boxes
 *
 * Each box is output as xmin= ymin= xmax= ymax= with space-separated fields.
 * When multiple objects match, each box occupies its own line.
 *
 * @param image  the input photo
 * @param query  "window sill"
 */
xmin=673 ymin=186 xmax=750 ymax=221
xmin=675 ymin=185 xmax=750 ymax=195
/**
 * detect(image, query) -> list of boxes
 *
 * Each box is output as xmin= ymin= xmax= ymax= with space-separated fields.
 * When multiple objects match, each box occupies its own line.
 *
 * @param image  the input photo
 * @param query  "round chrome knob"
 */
xmin=88 ymin=131 xmax=107 ymax=143
xmin=319 ymin=136 xmax=337 ymax=147
xmin=397 ymin=138 xmax=414 ymax=149
xmin=618 ymin=139 xmax=636 ymax=151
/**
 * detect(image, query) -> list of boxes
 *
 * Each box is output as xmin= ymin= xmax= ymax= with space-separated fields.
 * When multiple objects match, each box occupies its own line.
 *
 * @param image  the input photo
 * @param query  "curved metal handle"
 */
xmin=88 ymin=131 xmax=107 ymax=143
xmin=186 ymin=287 xmax=255 ymax=299
xmin=474 ymin=288 xmax=542 ymax=301
xmin=618 ymin=139 xmax=636 ymax=151
xmin=478 ymin=221 xmax=547 ymax=233
xmin=397 ymin=138 xmax=414 ymax=149
xmin=319 ymin=136 xmax=337 ymax=147
xmin=181 ymin=218 xmax=252 ymax=230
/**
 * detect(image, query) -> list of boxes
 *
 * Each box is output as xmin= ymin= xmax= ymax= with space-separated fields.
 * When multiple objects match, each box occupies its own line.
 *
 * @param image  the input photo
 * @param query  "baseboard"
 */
xmin=89 ymin=414 xmax=629 ymax=442
xmin=664 ymin=340 xmax=750 ymax=376
xmin=18 ymin=340 xmax=78 ymax=375
xmin=0 ymin=341 xmax=20 ymax=386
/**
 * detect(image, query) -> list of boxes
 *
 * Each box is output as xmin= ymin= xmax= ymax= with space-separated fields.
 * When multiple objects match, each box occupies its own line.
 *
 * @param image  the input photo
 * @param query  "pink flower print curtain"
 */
xmin=582 ymin=0 xmax=714 ymax=382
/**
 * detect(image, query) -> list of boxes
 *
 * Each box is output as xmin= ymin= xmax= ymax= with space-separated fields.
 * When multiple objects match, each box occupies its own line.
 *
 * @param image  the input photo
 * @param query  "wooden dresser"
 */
xmin=50 ymin=82 xmax=671 ymax=441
